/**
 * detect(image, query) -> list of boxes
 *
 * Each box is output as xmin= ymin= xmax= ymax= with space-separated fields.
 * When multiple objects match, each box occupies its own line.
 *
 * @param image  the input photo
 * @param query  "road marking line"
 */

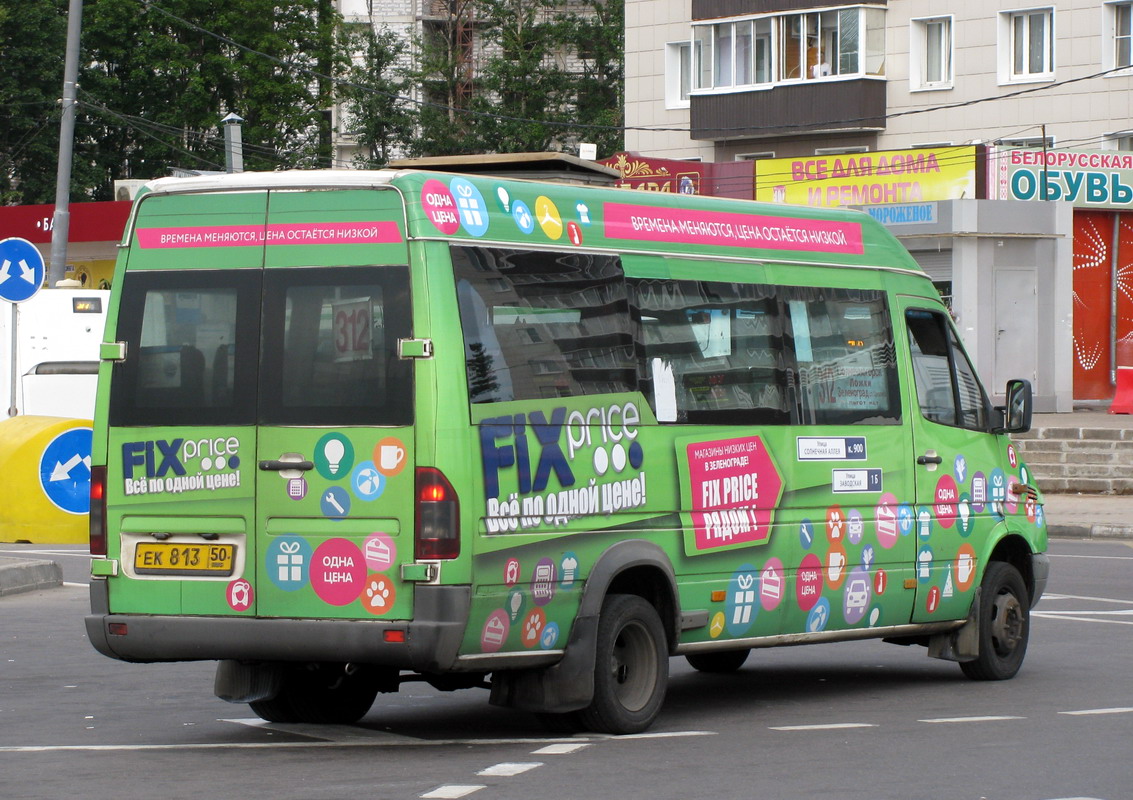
xmin=532 ymin=743 xmax=590 ymax=755
xmin=420 ymin=786 xmax=485 ymax=799
xmin=1033 ymin=613 xmax=1133 ymax=626
xmin=476 ymin=762 xmax=543 ymax=777
xmin=769 ymin=723 xmax=877 ymax=731
xmin=1035 ymin=609 xmax=1133 ymax=616
xmin=919 ymin=716 xmax=1024 ymax=724
xmin=584 ymin=730 xmax=716 ymax=740
xmin=1041 ymin=593 xmax=1133 ymax=604
xmin=1058 ymin=707 xmax=1133 ymax=716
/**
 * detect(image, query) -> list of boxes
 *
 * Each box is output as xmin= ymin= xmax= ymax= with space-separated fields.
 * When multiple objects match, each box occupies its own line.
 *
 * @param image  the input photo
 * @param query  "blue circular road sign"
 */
xmin=39 ymin=427 xmax=93 ymax=515
xmin=0 ymin=237 xmax=46 ymax=303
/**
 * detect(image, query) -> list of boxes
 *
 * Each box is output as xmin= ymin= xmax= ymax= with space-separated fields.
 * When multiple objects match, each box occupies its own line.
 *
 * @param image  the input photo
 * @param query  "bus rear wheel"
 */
xmin=577 ymin=594 xmax=668 ymax=735
xmin=960 ymin=562 xmax=1030 ymax=681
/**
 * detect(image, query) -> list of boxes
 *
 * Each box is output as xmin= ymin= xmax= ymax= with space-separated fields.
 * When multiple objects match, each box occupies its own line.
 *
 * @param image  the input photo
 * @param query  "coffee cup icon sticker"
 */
xmin=374 ymin=437 xmax=407 ymax=477
xmin=955 ymin=544 xmax=977 ymax=591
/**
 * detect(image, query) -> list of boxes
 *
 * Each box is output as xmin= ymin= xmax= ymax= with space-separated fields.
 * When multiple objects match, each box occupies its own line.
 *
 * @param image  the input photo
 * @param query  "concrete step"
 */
xmin=1017 ymin=425 xmax=1133 ymax=495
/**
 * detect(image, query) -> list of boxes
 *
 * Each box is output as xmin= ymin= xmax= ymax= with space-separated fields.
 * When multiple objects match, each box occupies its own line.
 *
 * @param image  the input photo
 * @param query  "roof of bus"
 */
xmin=137 ymin=169 xmax=923 ymax=273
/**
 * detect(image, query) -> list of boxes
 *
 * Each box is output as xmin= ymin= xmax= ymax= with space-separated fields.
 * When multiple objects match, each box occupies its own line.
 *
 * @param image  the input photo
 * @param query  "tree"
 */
xmin=0 ymin=0 xmax=71 ymax=204
xmin=338 ymin=7 xmax=416 ymax=168
xmin=73 ymin=0 xmax=349 ymax=199
xmin=464 ymin=0 xmax=571 ymax=153
xmin=560 ymin=0 xmax=624 ymax=157
xmin=408 ymin=0 xmax=482 ymax=156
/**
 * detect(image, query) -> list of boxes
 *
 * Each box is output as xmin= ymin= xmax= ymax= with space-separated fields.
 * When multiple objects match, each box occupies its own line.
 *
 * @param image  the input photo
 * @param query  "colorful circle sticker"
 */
xmin=522 ymin=607 xmax=547 ymax=648
xmin=1005 ymin=476 xmax=1020 ymax=514
xmin=847 ymin=509 xmax=864 ymax=544
xmin=799 ymin=519 xmax=815 ymax=549
xmin=507 ymin=588 xmax=526 ymax=622
xmin=989 ymin=468 xmax=1008 ymax=506
xmin=873 ymin=569 xmax=888 ymax=595
xmin=970 ymin=471 xmax=988 ymax=512
xmin=287 ymin=477 xmax=308 ymax=501
xmin=539 ymin=621 xmax=561 ymax=649
xmin=825 ymin=542 xmax=847 ymax=590
xmin=955 ymin=544 xmax=978 ymax=592
xmin=760 ymin=558 xmax=784 ymax=610
xmin=560 ymin=552 xmax=579 ymax=589
xmin=315 ymin=432 xmax=354 ymax=480
xmin=481 ymin=609 xmax=510 ymax=653
xmin=935 ymin=474 xmax=959 ymax=528
xmin=1007 ymin=443 xmax=1018 ymax=469
xmin=311 ymin=538 xmax=366 ymax=605
xmin=826 ymin=505 xmax=845 ymax=542
xmin=875 ymin=493 xmax=899 ymax=548
xmin=422 ymin=179 xmax=460 ymax=234
xmin=897 ymin=504 xmax=915 ymax=536
xmin=954 ymin=453 xmax=968 ymax=483
xmin=530 ymin=557 xmax=557 ymax=606
xmin=956 ymin=493 xmax=974 ymax=536
xmin=916 ymin=505 xmax=933 ymax=540
xmin=504 ymin=557 xmax=521 ymax=586
xmin=267 ymin=536 xmax=313 ymax=591
xmin=227 ymin=578 xmax=254 ymax=612
xmin=535 ymin=195 xmax=563 ymax=239
xmin=726 ymin=565 xmax=759 ymax=636
xmin=363 ymin=532 xmax=396 ymax=572
xmin=362 ymin=573 xmax=396 ymax=616
xmin=449 ymin=177 xmax=489 ymax=236
xmin=374 ymin=437 xmax=407 ymax=477
xmin=842 ymin=566 xmax=872 ymax=625
xmin=512 ymin=200 xmax=535 ymax=234
xmin=917 ymin=545 xmax=935 ymax=583
xmin=567 ymin=220 xmax=583 ymax=246
xmin=796 ymin=553 xmax=823 ymax=611
xmin=321 ymin=486 xmax=351 ymax=519
xmin=709 ymin=611 xmax=726 ymax=638
xmin=351 ymin=461 xmax=386 ymax=502
xmin=806 ymin=597 xmax=831 ymax=633
xmin=926 ymin=585 xmax=942 ymax=614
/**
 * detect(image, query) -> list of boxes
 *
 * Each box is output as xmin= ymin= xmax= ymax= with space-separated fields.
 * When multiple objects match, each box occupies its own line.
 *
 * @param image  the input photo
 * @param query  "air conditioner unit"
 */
xmin=113 ymin=180 xmax=147 ymax=202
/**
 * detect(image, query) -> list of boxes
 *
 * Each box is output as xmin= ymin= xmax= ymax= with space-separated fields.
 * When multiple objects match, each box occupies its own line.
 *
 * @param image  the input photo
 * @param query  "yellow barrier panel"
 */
xmin=0 ymin=416 xmax=93 ymax=544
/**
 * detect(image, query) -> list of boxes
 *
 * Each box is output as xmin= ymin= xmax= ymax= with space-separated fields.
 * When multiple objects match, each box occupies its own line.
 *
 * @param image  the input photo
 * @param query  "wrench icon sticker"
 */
xmin=321 ymin=486 xmax=350 ymax=519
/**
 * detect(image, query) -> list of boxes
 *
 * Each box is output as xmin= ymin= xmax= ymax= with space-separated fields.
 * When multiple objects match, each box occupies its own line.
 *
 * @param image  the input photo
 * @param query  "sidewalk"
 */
xmin=1041 ymin=492 xmax=1133 ymax=539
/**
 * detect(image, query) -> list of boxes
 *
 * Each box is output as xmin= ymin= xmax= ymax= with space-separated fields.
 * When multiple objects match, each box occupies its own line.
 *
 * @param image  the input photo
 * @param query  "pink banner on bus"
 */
xmin=136 ymin=221 xmax=403 ymax=249
xmin=603 ymin=202 xmax=864 ymax=255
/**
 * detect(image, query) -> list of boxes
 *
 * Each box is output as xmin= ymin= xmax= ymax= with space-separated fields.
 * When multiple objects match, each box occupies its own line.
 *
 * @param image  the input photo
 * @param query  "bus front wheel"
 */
xmin=578 ymin=594 xmax=668 ymax=735
xmin=960 ymin=561 xmax=1030 ymax=681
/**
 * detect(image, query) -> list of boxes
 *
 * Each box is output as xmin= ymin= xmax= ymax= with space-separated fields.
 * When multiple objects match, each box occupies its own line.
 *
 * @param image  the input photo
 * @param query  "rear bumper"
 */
xmin=85 ymin=581 xmax=472 ymax=672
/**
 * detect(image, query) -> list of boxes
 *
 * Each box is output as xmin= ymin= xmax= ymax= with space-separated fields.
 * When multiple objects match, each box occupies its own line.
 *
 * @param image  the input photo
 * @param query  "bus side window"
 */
xmin=906 ymin=309 xmax=989 ymax=431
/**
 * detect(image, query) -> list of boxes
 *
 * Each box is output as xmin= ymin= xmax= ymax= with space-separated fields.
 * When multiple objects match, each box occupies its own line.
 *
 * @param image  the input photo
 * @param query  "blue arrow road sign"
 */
xmin=39 ymin=427 xmax=93 ymax=515
xmin=0 ymin=237 xmax=46 ymax=303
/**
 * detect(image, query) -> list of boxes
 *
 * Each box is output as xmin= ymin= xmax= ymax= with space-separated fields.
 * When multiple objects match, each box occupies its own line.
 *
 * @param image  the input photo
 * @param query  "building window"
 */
xmin=1106 ymin=2 xmax=1133 ymax=71
xmin=691 ymin=6 xmax=883 ymax=92
xmin=665 ymin=40 xmax=693 ymax=108
xmin=815 ymin=145 xmax=869 ymax=155
xmin=997 ymin=135 xmax=1055 ymax=148
xmin=911 ymin=16 xmax=953 ymax=89
xmin=1000 ymin=8 xmax=1054 ymax=82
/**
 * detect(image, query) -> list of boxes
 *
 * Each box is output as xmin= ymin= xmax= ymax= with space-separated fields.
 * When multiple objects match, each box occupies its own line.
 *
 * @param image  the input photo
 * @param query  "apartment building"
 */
xmin=623 ymin=1 xmax=1133 ymax=407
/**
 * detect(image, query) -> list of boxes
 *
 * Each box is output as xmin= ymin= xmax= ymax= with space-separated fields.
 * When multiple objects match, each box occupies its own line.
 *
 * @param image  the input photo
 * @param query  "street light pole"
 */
xmin=49 ymin=0 xmax=84 ymax=289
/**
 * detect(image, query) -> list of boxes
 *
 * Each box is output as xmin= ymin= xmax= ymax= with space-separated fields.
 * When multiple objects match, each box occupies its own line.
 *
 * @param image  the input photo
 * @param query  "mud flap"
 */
xmin=214 ymin=660 xmax=284 ymax=703
xmin=927 ymin=587 xmax=981 ymax=663
xmin=489 ymin=614 xmax=598 ymax=713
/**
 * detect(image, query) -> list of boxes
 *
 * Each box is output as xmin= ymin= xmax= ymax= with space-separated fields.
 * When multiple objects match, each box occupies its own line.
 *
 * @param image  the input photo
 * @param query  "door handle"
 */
xmin=916 ymin=453 xmax=943 ymax=466
xmin=259 ymin=459 xmax=314 ymax=471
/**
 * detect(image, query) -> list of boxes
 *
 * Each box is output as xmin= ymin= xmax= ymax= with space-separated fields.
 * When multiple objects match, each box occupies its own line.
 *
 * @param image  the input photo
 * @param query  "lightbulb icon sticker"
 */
xmin=315 ymin=433 xmax=354 ymax=480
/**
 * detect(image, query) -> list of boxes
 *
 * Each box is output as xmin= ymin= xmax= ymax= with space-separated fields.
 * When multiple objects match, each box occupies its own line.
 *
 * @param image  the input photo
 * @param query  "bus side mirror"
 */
xmin=998 ymin=379 xmax=1033 ymax=434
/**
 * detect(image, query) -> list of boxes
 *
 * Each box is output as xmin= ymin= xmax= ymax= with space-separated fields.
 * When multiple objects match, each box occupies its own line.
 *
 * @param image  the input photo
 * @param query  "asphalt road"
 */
xmin=1 ymin=538 xmax=1130 ymax=800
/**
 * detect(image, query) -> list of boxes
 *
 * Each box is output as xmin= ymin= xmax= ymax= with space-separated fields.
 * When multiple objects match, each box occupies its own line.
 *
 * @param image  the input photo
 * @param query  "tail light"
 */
xmin=89 ymin=465 xmax=107 ymax=556
xmin=415 ymin=467 xmax=459 ymax=560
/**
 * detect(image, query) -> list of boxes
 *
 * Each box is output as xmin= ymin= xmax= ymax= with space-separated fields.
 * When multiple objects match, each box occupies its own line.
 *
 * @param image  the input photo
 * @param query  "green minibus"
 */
xmin=86 ymin=169 xmax=1048 ymax=734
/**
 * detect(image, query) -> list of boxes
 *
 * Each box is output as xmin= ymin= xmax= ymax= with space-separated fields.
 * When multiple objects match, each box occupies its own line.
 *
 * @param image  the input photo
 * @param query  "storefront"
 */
xmin=0 ymin=200 xmax=131 ymax=289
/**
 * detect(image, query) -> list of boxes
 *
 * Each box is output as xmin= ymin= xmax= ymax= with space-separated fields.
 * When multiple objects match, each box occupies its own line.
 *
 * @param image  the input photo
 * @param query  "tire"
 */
xmin=685 ymin=648 xmax=750 ymax=673
xmin=249 ymin=664 xmax=380 ymax=724
xmin=577 ymin=594 xmax=669 ymax=735
xmin=960 ymin=562 xmax=1030 ymax=681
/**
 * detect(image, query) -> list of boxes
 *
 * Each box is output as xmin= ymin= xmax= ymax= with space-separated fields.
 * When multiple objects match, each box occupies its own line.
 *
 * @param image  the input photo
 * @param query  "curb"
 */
xmin=0 ymin=557 xmax=63 ymax=597
xmin=1047 ymin=524 xmax=1133 ymax=540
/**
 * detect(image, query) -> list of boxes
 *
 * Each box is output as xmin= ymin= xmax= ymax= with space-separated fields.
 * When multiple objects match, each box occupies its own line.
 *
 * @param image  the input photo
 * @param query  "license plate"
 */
xmin=134 ymin=542 xmax=235 ymax=576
